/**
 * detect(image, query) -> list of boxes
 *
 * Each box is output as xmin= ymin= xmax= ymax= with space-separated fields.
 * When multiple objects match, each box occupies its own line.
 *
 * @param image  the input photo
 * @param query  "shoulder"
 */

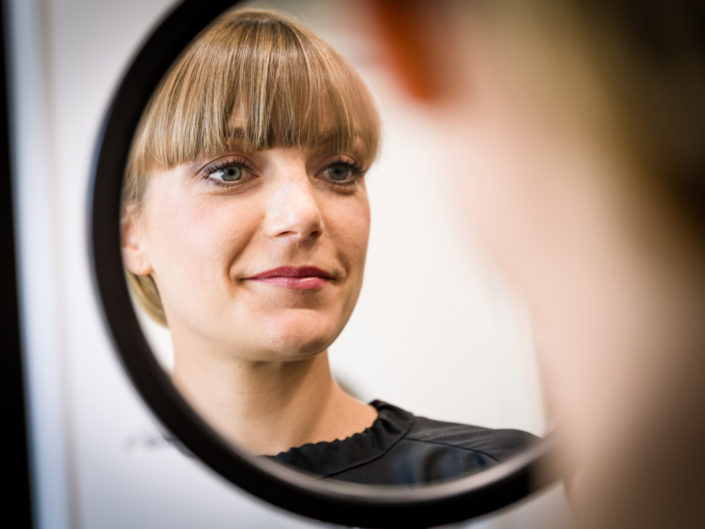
xmin=404 ymin=412 xmax=538 ymax=463
xmin=354 ymin=400 xmax=538 ymax=484
xmin=268 ymin=400 xmax=539 ymax=486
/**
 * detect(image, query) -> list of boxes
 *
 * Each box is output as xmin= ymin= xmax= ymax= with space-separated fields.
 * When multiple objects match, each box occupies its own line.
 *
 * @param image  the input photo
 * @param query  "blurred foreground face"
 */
xmin=368 ymin=1 xmax=705 ymax=527
xmin=386 ymin=4 xmax=660 ymax=442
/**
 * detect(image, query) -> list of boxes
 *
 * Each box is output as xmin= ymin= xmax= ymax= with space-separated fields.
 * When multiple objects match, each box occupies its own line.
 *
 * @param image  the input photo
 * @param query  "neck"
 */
xmin=170 ymin=346 xmax=376 ymax=455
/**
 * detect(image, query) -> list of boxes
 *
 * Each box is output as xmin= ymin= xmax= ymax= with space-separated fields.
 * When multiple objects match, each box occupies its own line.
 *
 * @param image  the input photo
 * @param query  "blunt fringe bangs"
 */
xmin=125 ymin=7 xmax=380 ymax=207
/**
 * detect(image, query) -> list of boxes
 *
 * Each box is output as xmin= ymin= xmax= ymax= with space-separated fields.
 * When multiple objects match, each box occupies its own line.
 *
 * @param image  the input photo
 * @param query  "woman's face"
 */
xmin=123 ymin=143 xmax=371 ymax=362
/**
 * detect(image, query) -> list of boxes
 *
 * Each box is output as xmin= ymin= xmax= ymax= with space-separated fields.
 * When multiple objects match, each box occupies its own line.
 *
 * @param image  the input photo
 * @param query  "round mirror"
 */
xmin=90 ymin=1 xmax=559 ymax=527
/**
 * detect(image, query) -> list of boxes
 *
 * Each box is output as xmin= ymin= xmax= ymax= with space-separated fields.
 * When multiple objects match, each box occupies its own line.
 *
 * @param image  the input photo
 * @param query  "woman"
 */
xmin=368 ymin=0 xmax=705 ymax=524
xmin=120 ymin=7 xmax=534 ymax=486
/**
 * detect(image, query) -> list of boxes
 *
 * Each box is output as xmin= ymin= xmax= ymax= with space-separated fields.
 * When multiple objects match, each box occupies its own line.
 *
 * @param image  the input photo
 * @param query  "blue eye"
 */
xmin=201 ymin=158 xmax=257 ymax=188
xmin=325 ymin=164 xmax=352 ymax=181
xmin=209 ymin=164 xmax=243 ymax=182
xmin=323 ymin=161 xmax=363 ymax=184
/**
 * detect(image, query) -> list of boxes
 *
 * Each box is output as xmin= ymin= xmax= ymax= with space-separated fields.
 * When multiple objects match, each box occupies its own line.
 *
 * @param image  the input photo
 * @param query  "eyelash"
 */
xmin=199 ymin=156 xmax=367 ymax=190
xmin=202 ymin=158 xmax=256 ymax=189
xmin=320 ymin=158 xmax=366 ymax=187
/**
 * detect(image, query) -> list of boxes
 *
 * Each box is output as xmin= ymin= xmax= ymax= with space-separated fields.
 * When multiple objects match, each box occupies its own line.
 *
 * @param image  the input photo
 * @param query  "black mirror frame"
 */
xmin=89 ymin=1 xmax=559 ymax=527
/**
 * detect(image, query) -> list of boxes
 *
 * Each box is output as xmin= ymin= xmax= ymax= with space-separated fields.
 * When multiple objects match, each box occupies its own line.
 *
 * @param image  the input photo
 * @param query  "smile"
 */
xmin=245 ymin=266 xmax=333 ymax=291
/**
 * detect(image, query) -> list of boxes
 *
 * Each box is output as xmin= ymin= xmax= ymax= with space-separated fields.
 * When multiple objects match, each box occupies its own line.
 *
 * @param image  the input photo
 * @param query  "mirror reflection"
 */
xmin=120 ymin=1 xmax=544 ymax=486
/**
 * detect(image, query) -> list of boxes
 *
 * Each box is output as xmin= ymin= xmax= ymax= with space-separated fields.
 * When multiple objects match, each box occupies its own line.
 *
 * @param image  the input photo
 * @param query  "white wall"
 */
xmin=8 ymin=0 xmax=564 ymax=527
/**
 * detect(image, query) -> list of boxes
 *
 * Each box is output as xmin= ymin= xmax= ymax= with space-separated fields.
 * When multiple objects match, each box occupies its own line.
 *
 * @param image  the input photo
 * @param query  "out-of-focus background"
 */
xmin=6 ymin=0 xmax=566 ymax=527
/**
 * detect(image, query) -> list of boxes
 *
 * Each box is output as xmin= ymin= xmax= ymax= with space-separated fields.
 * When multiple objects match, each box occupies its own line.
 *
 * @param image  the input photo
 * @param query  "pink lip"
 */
xmin=245 ymin=266 xmax=333 ymax=290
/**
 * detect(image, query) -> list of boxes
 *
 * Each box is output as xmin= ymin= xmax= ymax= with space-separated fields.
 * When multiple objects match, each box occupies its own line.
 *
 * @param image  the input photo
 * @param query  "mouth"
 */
xmin=244 ymin=266 xmax=334 ymax=291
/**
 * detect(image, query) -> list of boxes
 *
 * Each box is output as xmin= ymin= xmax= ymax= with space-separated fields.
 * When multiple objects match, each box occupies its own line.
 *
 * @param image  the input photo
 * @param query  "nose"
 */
xmin=264 ymin=170 xmax=323 ymax=242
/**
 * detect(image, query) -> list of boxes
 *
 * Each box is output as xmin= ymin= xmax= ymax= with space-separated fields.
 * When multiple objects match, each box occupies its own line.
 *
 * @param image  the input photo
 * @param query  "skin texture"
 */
xmin=122 ymin=144 xmax=377 ymax=454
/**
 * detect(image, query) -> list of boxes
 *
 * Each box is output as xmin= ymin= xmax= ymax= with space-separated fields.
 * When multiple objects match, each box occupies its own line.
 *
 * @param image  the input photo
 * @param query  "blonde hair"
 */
xmin=123 ymin=8 xmax=381 ymax=326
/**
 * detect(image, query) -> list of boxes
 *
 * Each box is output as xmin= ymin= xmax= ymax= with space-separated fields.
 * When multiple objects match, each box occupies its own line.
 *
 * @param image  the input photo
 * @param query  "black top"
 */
xmin=267 ymin=400 xmax=537 ymax=486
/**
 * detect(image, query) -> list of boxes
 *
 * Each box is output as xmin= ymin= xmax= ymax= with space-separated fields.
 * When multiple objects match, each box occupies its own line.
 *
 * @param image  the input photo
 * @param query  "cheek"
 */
xmin=146 ymin=199 xmax=208 ymax=268
xmin=441 ymin=63 xmax=589 ymax=300
xmin=325 ymin=194 xmax=371 ymax=269
xmin=441 ymin=115 xmax=539 ymax=276
xmin=142 ymin=189 xmax=258 ymax=287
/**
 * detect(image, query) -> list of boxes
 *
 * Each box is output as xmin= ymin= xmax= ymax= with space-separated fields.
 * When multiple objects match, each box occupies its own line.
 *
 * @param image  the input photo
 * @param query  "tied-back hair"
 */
xmin=123 ymin=8 xmax=381 ymax=326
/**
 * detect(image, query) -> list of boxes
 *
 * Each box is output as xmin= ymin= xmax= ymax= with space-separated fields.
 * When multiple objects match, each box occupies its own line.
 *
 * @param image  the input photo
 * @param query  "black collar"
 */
xmin=266 ymin=400 xmax=414 ymax=477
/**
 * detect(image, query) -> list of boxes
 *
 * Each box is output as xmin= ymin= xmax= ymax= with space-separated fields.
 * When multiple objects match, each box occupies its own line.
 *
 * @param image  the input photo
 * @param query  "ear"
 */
xmin=120 ymin=205 xmax=154 ymax=276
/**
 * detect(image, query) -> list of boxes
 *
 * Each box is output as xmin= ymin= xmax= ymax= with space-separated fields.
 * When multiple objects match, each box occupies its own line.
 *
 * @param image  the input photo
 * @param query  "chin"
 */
xmin=261 ymin=311 xmax=342 ymax=360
